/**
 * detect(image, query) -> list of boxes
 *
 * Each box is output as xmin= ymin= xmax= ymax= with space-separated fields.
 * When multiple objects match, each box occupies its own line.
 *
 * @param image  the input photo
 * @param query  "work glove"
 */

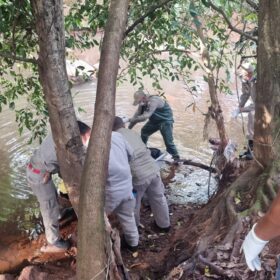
xmin=231 ymin=108 xmax=240 ymax=119
xmin=241 ymin=223 xmax=268 ymax=271
xmin=120 ymin=116 xmax=130 ymax=124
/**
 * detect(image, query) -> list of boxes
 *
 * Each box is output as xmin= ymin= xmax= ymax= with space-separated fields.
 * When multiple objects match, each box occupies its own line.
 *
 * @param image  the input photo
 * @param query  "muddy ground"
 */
xmin=1 ymin=163 xmax=280 ymax=279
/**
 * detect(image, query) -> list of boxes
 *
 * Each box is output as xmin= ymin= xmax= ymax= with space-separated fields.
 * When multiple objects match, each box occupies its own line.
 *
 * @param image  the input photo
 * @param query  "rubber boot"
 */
xmin=239 ymin=140 xmax=253 ymax=160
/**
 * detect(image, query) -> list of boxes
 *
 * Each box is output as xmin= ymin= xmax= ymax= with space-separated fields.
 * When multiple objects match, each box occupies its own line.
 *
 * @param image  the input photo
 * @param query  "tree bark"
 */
xmin=192 ymin=11 xmax=228 ymax=147
xmin=30 ymin=0 xmax=84 ymax=214
xmin=77 ymin=1 xmax=129 ymax=279
xmin=254 ymin=0 xmax=280 ymax=168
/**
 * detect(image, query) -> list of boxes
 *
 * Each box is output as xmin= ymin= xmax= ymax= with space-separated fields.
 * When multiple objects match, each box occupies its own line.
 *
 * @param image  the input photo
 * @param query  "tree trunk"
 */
xmin=192 ymin=11 xmax=228 ymax=147
xmin=254 ymin=0 xmax=280 ymax=168
xmin=77 ymin=1 xmax=129 ymax=279
xmin=30 ymin=0 xmax=84 ymax=214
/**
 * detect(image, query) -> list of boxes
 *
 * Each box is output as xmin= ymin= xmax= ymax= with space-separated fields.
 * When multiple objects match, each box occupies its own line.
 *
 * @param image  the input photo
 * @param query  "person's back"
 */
xmin=113 ymin=117 xmax=170 ymax=232
xmin=105 ymin=131 xmax=139 ymax=250
xmin=147 ymin=95 xmax=174 ymax=123
xmin=30 ymin=134 xmax=59 ymax=173
xmin=116 ymin=127 xmax=159 ymax=185
xmin=106 ymin=132 xmax=133 ymax=204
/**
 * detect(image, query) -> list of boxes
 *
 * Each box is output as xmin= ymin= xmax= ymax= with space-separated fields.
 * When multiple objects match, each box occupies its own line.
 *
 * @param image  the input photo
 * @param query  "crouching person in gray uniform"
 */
xmin=113 ymin=117 xmax=170 ymax=232
xmin=26 ymin=121 xmax=91 ymax=253
xmin=106 ymin=131 xmax=139 ymax=251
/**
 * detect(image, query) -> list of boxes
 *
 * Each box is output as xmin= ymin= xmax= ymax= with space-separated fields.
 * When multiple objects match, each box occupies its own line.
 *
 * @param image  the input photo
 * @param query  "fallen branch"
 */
xmin=181 ymin=159 xmax=217 ymax=173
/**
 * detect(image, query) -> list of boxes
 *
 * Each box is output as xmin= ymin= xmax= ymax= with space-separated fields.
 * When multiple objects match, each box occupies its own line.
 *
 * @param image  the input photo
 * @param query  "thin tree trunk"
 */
xmin=192 ymin=12 xmax=228 ymax=147
xmin=254 ymin=0 xmax=280 ymax=168
xmin=30 ymin=0 xmax=83 ymax=214
xmin=77 ymin=1 xmax=129 ymax=279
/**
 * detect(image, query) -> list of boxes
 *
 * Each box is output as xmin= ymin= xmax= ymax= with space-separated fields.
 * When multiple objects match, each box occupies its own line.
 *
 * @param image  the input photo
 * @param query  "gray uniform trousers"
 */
xmin=105 ymin=196 xmax=139 ymax=247
xmin=26 ymin=167 xmax=60 ymax=244
xmin=133 ymin=173 xmax=170 ymax=228
xmin=247 ymin=110 xmax=255 ymax=140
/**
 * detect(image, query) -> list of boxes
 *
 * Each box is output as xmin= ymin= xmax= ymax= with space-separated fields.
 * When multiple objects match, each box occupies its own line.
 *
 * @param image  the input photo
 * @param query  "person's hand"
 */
xmin=231 ymin=108 xmax=240 ymax=119
xmin=128 ymin=118 xmax=136 ymax=129
xmin=43 ymin=171 xmax=51 ymax=184
xmin=241 ymin=224 xmax=268 ymax=271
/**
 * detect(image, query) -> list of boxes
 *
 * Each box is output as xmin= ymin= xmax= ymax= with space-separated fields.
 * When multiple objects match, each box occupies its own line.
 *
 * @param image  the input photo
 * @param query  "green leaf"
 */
xmin=9 ymin=102 xmax=15 ymax=110
xmin=201 ymin=0 xmax=210 ymax=8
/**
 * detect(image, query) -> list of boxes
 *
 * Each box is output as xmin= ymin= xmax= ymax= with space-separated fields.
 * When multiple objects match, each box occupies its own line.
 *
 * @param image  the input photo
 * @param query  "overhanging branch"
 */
xmin=208 ymin=1 xmax=258 ymax=43
xmin=124 ymin=0 xmax=173 ymax=38
xmin=246 ymin=0 xmax=259 ymax=11
xmin=0 ymin=52 xmax=37 ymax=64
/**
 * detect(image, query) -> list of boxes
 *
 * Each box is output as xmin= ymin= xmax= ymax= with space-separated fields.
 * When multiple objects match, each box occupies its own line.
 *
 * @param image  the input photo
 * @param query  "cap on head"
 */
xmin=241 ymin=62 xmax=254 ymax=73
xmin=133 ymin=89 xmax=146 ymax=106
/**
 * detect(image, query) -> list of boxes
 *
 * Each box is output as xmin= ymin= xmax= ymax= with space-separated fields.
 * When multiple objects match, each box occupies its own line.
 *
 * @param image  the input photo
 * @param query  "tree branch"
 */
xmin=0 ymin=52 xmax=37 ymax=64
xmin=246 ymin=0 xmax=259 ymax=11
xmin=124 ymin=0 xmax=173 ymax=38
xmin=208 ymin=1 xmax=258 ymax=43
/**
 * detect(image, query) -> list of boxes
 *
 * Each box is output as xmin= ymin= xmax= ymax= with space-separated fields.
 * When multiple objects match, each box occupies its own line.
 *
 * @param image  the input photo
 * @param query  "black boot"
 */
xmin=239 ymin=140 xmax=253 ymax=160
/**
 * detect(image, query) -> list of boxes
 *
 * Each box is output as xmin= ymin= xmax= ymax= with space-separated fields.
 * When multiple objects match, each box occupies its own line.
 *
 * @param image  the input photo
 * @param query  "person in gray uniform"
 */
xmin=232 ymin=62 xmax=256 ymax=160
xmin=26 ymin=121 xmax=91 ymax=253
xmin=128 ymin=90 xmax=179 ymax=160
xmin=113 ymin=117 xmax=170 ymax=232
xmin=106 ymin=131 xmax=139 ymax=251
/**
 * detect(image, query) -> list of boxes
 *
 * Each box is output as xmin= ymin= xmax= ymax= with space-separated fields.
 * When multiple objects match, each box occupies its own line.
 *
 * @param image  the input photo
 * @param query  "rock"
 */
xmin=17 ymin=266 xmax=48 ymax=280
xmin=0 ymin=274 xmax=15 ymax=280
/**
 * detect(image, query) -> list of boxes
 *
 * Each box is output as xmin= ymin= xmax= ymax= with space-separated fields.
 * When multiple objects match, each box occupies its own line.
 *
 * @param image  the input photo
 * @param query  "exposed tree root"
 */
xmin=161 ymin=161 xmax=279 ymax=279
xmin=105 ymin=215 xmax=130 ymax=280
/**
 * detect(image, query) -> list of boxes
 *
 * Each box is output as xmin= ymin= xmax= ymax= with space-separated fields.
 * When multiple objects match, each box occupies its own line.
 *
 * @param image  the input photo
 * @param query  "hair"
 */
xmin=77 ymin=120 xmax=91 ymax=135
xmin=113 ymin=116 xmax=124 ymax=131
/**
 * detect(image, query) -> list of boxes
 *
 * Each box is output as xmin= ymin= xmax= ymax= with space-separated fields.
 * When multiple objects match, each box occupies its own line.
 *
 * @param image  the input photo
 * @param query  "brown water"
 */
xmin=0 ymin=71 xmax=248 ymax=239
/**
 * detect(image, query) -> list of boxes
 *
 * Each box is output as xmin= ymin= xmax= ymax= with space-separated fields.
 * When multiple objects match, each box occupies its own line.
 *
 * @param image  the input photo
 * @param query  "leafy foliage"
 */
xmin=0 ymin=0 xmax=258 ymax=140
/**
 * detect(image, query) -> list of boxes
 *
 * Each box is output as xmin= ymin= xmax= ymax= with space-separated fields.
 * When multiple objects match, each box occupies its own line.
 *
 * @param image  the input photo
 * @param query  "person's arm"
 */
xmin=130 ymin=98 xmax=160 ymax=124
xmin=242 ymin=190 xmax=280 ymax=271
xmin=255 ymin=191 xmax=280 ymax=240
xmin=128 ymin=106 xmax=142 ymax=129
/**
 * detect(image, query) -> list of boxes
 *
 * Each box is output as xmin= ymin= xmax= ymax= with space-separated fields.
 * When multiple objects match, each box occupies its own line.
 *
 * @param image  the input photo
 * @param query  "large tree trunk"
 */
xmin=77 ymin=1 xmax=129 ymax=279
xmin=254 ymin=0 xmax=280 ymax=168
xmin=30 ymin=0 xmax=83 ymax=214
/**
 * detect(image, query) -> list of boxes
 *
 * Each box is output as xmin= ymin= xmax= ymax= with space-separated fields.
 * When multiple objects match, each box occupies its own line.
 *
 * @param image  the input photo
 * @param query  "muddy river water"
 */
xmin=0 ymin=70 xmax=248 ymax=242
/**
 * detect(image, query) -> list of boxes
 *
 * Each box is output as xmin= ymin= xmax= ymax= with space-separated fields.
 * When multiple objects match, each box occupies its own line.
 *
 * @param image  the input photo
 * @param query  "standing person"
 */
xmin=113 ymin=117 xmax=170 ymax=232
xmin=232 ymin=62 xmax=256 ymax=160
xmin=105 ymin=131 xmax=139 ymax=251
xmin=128 ymin=90 xmax=180 ymax=160
xmin=26 ymin=121 xmax=91 ymax=253
xmin=242 ymin=191 xmax=280 ymax=277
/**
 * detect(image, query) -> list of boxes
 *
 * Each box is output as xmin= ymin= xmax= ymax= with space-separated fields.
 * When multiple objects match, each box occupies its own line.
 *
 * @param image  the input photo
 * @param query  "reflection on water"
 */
xmin=0 ymin=74 xmax=248 ymax=238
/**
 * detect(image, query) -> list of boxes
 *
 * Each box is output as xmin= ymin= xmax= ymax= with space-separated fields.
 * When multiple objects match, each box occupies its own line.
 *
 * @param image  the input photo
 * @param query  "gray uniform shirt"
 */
xmin=106 ymin=132 xmax=134 ymax=205
xmin=117 ymin=128 xmax=159 ymax=185
xmin=131 ymin=95 xmax=165 ymax=123
xmin=240 ymin=78 xmax=256 ymax=112
xmin=30 ymin=134 xmax=59 ymax=174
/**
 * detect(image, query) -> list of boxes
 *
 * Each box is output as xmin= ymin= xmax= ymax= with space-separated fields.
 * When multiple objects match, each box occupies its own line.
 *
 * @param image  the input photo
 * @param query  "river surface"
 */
xmin=0 ymin=71 xmax=248 ymax=240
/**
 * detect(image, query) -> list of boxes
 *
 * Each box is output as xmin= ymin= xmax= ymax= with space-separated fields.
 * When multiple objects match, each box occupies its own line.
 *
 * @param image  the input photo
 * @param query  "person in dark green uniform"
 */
xmin=128 ymin=90 xmax=179 ymax=160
